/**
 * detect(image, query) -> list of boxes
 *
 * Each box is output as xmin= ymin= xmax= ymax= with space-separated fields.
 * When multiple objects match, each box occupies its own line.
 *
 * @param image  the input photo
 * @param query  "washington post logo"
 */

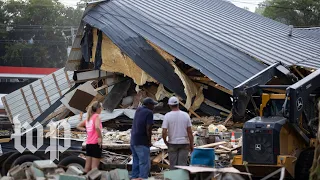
xmin=11 ymin=115 xmax=71 ymax=161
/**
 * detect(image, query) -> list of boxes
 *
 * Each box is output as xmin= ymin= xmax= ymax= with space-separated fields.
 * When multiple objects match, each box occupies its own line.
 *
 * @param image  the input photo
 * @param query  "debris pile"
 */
xmin=1 ymin=159 xmax=132 ymax=180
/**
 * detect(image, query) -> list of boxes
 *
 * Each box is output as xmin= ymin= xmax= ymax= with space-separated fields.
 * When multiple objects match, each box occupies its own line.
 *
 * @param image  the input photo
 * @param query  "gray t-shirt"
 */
xmin=162 ymin=110 xmax=192 ymax=144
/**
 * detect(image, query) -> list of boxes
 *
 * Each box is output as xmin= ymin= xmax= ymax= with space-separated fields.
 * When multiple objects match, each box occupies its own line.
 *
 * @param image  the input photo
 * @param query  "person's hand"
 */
xmin=98 ymin=138 xmax=102 ymax=147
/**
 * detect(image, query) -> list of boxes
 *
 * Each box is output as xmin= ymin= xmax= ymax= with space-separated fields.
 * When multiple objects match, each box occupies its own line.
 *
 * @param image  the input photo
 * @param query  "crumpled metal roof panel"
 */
xmin=83 ymin=0 xmax=267 ymax=90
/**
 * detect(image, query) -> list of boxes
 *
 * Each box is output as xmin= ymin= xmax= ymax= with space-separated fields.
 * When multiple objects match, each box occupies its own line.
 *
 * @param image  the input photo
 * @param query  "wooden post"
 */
xmin=52 ymin=73 xmax=62 ymax=97
xmin=2 ymin=96 xmax=13 ymax=121
xmin=293 ymin=66 xmax=305 ymax=78
xmin=40 ymin=79 xmax=51 ymax=106
xmin=20 ymin=88 xmax=34 ymax=121
xmin=223 ymin=113 xmax=233 ymax=126
xmin=65 ymin=71 xmax=72 ymax=88
xmin=29 ymin=84 xmax=42 ymax=113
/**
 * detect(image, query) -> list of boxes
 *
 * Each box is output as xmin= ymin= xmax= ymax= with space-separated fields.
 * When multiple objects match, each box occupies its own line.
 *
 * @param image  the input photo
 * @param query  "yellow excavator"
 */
xmin=231 ymin=62 xmax=320 ymax=179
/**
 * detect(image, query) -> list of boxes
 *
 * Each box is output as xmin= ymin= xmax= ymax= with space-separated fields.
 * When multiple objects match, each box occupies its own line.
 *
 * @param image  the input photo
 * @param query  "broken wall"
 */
xmin=90 ymin=28 xmax=156 ymax=86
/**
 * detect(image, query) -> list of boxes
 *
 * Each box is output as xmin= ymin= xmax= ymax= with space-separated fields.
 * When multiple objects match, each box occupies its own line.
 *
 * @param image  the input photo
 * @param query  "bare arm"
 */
xmin=162 ymin=128 xmax=168 ymax=146
xmin=187 ymin=127 xmax=194 ymax=152
xmin=76 ymin=120 xmax=86 ymax=132
xmin=95 ymin=116 xmax=103 ymax=139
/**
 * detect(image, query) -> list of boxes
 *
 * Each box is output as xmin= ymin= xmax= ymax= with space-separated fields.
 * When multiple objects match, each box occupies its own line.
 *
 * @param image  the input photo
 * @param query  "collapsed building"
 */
xmin=1 ymin=0 xmax=320 ymax=179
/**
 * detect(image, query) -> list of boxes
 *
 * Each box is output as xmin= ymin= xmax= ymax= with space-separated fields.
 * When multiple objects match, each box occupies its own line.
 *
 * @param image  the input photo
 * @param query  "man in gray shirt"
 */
xmin=162 ymin=96 xmax=194 ymax=169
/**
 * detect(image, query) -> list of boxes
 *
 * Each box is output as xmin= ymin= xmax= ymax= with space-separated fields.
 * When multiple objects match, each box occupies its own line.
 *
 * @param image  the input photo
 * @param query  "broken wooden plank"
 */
xmin=293 ymin=66 xmax=304 ymax=78
xmin=218 ymin=145 xmax=232 ymax=152
xmin=264 ymin=88 xmax=286 ymax=94
xmin=0 ymin=138 xmax=11 ymax=143
xmin=153 ymin=153 xmax=169 ymax=163
xmin=20 ymin=88 xmax=34 ymax=121
xmin=223 ymin=113 xmax=233 ymax=126
xmin=29 ymin=84 xmax=42 ymax=113
xmin=1 ymin=96 xmax=13 ymax=122
xmin=65 ymin=71 xmax=72 ymax=88
xmin=194 ymin=79 xmax=232 ymax=95
xmin=198 ymin=141 xmax=227 ymax=148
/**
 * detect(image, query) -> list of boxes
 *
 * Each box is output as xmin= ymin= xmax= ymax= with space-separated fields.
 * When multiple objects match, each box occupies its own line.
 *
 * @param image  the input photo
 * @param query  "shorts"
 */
xmin=86 ymin=144 xmax=102 ymax=158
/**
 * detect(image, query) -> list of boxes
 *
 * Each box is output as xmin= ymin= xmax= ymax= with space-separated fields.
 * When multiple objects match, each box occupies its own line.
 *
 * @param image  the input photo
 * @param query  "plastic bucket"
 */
xmin=190 ymin=148 xmax=215 ymax=167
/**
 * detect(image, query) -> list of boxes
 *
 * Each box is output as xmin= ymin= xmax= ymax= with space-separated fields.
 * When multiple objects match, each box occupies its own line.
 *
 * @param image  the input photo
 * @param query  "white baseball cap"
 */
xmin=168 ymin=96 xmax=179 ymax=105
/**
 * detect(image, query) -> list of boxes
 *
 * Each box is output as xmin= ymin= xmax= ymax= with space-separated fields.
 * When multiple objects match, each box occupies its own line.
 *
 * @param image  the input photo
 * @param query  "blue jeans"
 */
xmin=130 ymin=145 xmax=150 ymax=179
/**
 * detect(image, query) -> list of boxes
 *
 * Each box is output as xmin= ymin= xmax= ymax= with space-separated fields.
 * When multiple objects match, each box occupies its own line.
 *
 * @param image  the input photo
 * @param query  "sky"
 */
xmin=60 ymin=0 xmax=264 ymax=12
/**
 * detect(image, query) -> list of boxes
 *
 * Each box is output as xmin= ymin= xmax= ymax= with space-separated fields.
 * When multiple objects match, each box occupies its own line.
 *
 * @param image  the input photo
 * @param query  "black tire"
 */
xmin=58 ymin=156 xmax=85 ymax=170
xmin=11 ymin=154 xmax=41 ymax=168
xmin=295 ymin=148 xmax=314 ymax=180
xmin=1 ymin=152 xmax=26 ymax=176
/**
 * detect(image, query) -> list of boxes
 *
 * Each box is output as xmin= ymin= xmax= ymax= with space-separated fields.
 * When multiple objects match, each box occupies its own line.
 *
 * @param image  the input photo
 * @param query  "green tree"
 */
xmin=0 ymin=0 xmax=83 ymax=67
xmin=261 ymin=0 xmax=320 ymax=26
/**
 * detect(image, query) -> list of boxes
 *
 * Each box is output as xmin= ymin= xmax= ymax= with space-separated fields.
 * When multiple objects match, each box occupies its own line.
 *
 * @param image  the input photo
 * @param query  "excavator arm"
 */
xmin=232 ymin=62 xmax=297 ymax=122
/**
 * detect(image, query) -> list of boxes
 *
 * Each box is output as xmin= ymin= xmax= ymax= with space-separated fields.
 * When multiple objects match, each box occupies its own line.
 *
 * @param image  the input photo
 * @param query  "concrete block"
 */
xmin=8 ymin=165 xmax=26 ymax=179
xmin=0 ymin=177 xmax=13 ymax=180
xmin=66 ymin=166 xmax=83 ymax=176
xmin=36 ymin=178 xmax=46 ymax=180
xmin=109 ymin=169 xmax=129 ymax=180
xmin=33 ymin=160 xmax=57 ymax=170
xmin=59 ymin=174 xmax=86 ymax=180
xmin=87 ymin=168 xmax=101 ymax=180
xmin=164 ymin=169 xmax=189 ymax=180
xmin=30 ymin=165 xmax=45 ymax=178
xmin=54 ymin=168 xmax=65 ymax=174
xmin=100 ymin=171 xmax=111 ymax=180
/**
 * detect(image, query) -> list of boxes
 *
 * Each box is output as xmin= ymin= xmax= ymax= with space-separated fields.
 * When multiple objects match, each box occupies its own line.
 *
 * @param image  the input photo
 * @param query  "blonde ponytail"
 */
xmin=87 ymin=101 xmax=102 ymax=121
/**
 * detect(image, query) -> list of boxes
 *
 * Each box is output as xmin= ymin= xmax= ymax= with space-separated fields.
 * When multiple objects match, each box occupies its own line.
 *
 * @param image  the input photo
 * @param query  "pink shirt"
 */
xmin=85 ymin=114 xmax=102 ymax=144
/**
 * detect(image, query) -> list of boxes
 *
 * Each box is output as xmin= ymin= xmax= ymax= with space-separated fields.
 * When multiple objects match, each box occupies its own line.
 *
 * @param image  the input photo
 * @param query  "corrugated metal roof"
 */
xmin=296 ymin=27 xmax=320 ymax=39
xmin=82 ymin=0 xmax=267 ymax=90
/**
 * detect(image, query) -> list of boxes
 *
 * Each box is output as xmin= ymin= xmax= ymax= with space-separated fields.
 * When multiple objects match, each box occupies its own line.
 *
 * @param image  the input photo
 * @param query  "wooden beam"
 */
xmin=52 ymin=73 xmax=62 ymax=97
xmin=264 ymin=88 xmax=285 ymax=94
xmin=198 ymin=141 xmax=227 ymax=148
xmin=20 ymin=88 xmax=34 ymax=121
xmin=2 ymin=96 xmax=13 ymax=121
xmin=40 ymin=79 xmax=51 ymax=106
xmin=293 ymin=66 xmax=304 ymax=78
xmin=29 ymin=84 xmax=42 ymax=113
xmin=191 ymin=78 xmax=233 ymax=95
xmin=223 ymin=112 xmax=233 ymax=126
xmin=185 ymin=67 xmax=195 ymax=74
xmin=65 ymin=71 xmax=72 ymax=88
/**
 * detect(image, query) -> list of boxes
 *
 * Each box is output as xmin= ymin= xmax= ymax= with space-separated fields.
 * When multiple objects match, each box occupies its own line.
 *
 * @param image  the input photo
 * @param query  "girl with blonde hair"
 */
xmin=77 ymin=101 xmax=103 ymax=173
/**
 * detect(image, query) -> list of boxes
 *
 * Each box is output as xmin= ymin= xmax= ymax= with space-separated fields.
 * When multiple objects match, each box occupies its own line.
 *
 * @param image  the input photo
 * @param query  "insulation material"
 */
xmin=91 ymin=28 xmax=156 ymax=85
xmin=170 ymin=62 xmax=204 ymax=110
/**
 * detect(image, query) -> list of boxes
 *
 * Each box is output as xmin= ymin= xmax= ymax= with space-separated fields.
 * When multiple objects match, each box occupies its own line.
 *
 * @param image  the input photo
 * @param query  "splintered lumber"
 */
xmin=218 ymin=145 xmax=232 ymax=151
xmin=223 ymin=113 xmax=233 ymax=126
xmin=153 ymin=153 xmax=168 ymax=163
xmin=198 ymin=141 xmax=227 ymax=148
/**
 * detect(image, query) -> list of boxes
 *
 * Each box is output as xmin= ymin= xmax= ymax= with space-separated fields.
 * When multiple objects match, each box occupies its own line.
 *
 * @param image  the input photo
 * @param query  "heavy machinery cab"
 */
xmin=232 ymin=62 xmax=320 ymax=179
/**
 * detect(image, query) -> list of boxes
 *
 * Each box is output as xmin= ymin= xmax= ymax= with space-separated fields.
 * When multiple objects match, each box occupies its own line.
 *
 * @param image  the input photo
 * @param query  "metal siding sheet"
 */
xmin=2 ymin=68 xmax=74 ymax=125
